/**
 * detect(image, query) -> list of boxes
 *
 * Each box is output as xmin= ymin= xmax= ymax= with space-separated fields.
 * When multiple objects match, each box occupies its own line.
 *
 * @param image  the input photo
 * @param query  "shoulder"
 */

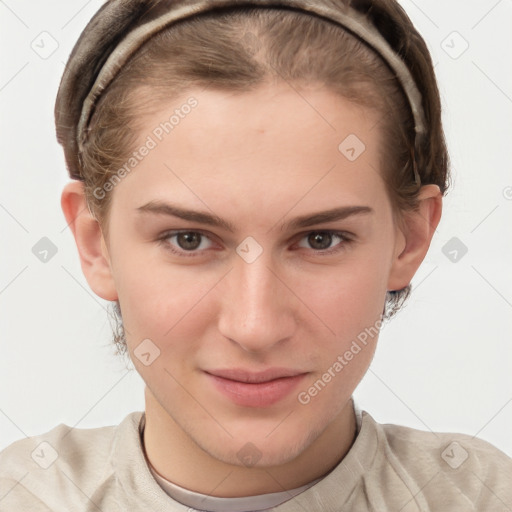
xmin=363 ymin=411 xmax=512 ymax=509
xmin=377 ymin=415 xmax=512 ymax=472
xmin=0 ymin=411 xmax=144 ymax=511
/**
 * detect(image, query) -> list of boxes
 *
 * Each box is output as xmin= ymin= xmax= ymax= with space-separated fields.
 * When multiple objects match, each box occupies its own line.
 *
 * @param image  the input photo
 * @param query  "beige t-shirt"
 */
xmin=1 ymin=408 xmax=511 ymax=511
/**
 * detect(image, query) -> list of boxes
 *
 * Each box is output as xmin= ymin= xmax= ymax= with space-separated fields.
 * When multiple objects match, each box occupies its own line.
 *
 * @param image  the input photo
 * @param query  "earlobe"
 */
xmin=387 ymin=185 xmax=443 ymax=291
xmin=61 ymin=180 xmax=118 ymax=301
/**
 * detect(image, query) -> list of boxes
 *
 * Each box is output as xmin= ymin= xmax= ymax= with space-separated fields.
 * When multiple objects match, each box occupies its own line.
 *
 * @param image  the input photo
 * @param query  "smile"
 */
xmin=204 ymin=368 xmax=308 ymax=407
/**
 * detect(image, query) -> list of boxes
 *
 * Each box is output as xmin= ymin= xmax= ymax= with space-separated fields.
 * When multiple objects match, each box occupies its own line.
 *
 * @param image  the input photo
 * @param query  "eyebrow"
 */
xmin=136 ymin=200 xmax=373 ymax=232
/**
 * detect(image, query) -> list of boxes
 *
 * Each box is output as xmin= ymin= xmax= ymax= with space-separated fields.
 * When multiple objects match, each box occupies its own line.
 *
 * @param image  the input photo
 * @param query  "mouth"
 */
xmin=203 ymin=368 xmax=308 ymax=407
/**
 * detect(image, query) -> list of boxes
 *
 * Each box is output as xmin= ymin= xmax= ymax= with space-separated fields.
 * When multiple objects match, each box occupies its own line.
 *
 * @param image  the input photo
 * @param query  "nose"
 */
xmin=217 ymin=252 xmax=296 ymax=353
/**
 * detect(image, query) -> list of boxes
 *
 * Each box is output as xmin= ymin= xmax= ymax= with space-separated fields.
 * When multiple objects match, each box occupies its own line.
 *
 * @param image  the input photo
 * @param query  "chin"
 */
xmin=194 ymin=418 xmax=327 ymax=469
xmin=206 ymin=439 xmax=305 ymax=469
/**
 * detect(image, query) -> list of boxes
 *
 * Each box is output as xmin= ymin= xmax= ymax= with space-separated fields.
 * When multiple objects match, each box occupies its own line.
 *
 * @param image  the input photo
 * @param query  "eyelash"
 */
xmin=157 ymin=229 xmax=353 ymax=258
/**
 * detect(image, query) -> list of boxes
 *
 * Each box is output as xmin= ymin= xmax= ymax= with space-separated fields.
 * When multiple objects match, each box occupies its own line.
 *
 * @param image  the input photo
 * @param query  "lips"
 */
xmin=204 ymin=368 xmax=308 ymax=407
xmin=206 ymin=368 xmax=305 ymax=383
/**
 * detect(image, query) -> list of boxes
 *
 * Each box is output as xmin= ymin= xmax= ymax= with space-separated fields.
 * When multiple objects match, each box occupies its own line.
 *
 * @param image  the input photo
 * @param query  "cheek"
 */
xmin=119 ymin=269 xmax=218 ymax=390
xmin=293 ymin=253 xmax=389 ymax=338
xmin=292 ymin=262 xmax=386 ymax=413
xmin=114 ymin=250 xmax=217 ymax=348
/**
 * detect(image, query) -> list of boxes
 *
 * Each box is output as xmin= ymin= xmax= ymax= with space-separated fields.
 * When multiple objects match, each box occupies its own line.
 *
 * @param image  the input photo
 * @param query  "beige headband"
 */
xmin=77 ymin=0 xmax=426 ymax=185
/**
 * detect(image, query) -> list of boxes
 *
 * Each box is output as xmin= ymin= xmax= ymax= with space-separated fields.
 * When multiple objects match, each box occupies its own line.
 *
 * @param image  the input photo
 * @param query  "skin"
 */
xmin=61 ymin=81 xmax=442 ymax=497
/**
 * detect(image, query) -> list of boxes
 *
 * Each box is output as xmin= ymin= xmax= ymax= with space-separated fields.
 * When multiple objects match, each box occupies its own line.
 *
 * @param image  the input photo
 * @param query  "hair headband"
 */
xmin=67 ymin=0 xmax=426 ymax=186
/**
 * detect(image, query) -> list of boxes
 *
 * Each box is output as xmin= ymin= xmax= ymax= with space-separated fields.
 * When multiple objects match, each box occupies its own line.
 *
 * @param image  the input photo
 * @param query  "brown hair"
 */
xmin=60 ymin=1 xmax=450 ymax=356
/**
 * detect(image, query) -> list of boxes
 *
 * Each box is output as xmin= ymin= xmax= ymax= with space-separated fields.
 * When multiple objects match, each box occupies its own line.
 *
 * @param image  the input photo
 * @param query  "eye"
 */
xmin=159 ymin=230 xmax=214 ymax=256
xmin=158 ymin=229 xmax=352 ymax=258
xmin=296 ymin=231 xmax=351 ymax=254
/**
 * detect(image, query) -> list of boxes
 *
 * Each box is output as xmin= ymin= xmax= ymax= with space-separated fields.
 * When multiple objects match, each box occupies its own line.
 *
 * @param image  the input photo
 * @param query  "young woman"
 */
xmin=1 ymin=0 xmax=511 ymax=510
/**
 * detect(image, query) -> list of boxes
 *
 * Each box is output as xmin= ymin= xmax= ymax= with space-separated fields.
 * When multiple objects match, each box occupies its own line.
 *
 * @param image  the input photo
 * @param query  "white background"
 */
xmin=1 ymin=0 xmax=511 ymax=458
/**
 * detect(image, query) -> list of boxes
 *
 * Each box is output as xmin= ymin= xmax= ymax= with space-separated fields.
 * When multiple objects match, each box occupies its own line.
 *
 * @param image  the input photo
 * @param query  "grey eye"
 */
xmin=307 ymin=232 xmax=334 ymax=250
xmin=176 ymin=232 xmax=203 ymax=250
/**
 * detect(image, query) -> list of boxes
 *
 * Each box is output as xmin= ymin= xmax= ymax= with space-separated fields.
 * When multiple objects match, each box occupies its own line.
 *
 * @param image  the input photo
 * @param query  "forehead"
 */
xmin=112 ymin=82 xmax=387 ymax=218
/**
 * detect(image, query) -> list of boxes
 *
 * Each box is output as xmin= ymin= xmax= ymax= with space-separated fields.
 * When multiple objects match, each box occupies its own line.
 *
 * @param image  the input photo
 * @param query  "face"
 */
xmin=102 ymin=82 xmax=405 ymax=467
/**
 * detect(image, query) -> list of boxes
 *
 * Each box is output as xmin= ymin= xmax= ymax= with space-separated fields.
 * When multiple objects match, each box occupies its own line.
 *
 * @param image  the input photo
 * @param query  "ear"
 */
xmin=387 ymin=184 xmax=443 ymax=291
xmin=61 ymin=180 xmax=118 ymax=301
